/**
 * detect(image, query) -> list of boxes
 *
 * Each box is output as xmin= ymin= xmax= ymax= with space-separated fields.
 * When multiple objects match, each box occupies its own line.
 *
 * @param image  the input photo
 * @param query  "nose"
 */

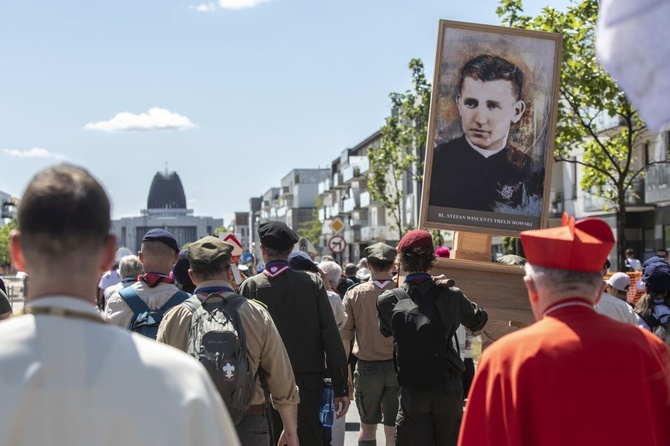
xmin=473 ymin=108 xmax=487 ymax=126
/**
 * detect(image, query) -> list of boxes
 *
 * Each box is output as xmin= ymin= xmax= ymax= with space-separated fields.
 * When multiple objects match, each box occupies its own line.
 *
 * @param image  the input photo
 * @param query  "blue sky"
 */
xmin=0 ymin=0 xmax=572 ymax=224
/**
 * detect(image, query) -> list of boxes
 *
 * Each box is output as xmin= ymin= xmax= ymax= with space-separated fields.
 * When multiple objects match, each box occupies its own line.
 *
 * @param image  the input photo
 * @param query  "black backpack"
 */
xmin=390 ymin=284 xmax=459 ymax=388
xmin=118 ymin=287 xmax=189 ymax=339
xmin=182 ymin=292 xmax=255 ymax=425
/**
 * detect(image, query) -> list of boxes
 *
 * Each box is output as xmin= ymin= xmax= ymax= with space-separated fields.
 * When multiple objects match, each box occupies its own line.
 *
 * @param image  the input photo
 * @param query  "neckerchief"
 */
xmin=139 ymin=272 xmax=174 ymax=288
xmin=195 ymin=285 xmax=235 ymax=297
xmin=404 ymin=273 xmax=432 ymax=284
xmin=373 ymin=280 xmax=393 ymax=289
xmin=263 ymin=260 xmax=290 ymax=279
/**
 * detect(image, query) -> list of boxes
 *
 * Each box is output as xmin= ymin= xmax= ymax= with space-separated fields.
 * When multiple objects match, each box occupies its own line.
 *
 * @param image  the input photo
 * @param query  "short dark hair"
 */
xmin=190 ymin=262 xmax=229 ymax=281
xmin=19 ymin=164 xmax=110 ymax=262
xmin=460 ymin=54 xmax=524 ymax=100
xmin=625 ymin=248 xmax=635 ymax=255
xmin=398 ymin=246 xmax=435 ymax=273
xmin=263 ymin=245 xmax=294 ymax=260
xmin=656 ymin=248 xmax=668 ymax=258
xmin=368 ymin=259 xmax=394 ymax=273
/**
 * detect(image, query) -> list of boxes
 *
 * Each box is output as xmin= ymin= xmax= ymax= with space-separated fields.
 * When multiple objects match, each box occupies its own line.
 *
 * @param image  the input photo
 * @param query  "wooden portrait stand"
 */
xmin=428 ymin=231 xmax=534 ymax=324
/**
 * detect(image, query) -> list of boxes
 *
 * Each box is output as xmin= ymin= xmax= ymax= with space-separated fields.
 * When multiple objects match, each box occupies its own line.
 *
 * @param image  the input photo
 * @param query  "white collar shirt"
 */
xmin=595 ymin=293 xmax=638 ymax=325
xmin=0 ymin=296 xmax=239 ymax=446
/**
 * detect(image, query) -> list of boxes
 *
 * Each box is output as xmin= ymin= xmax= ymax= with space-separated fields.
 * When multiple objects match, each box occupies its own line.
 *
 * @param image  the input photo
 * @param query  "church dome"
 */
xmin=147 ymin=171 xmax=186 ymax=209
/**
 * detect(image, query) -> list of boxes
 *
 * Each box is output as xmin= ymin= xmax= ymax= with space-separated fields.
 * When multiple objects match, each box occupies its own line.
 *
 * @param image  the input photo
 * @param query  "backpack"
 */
xmin=638 ymin=311 xmax=670 ymax=345
xmin=390 ymin=284 xmax=460 ymax=388
xmin=118 ymin=287 xmax=189 ymax=339
xmin=183 ymin=292 xmax=255 ymax=425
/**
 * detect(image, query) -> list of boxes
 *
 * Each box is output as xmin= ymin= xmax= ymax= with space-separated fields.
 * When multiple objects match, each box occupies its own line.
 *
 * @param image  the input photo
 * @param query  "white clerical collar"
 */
xmin=465 ymin=135 xmax=508 ymax=158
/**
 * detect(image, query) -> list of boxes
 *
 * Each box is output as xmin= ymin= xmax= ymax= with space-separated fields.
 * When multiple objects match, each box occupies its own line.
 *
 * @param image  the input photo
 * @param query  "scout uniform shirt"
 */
xmin=341 ymin=275 xmax=396 ymax=361
xmin=156 ymin=280 xmax=299 ymax=409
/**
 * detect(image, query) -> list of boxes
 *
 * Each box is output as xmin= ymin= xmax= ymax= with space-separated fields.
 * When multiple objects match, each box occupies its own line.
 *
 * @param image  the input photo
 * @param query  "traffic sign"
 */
xmin=329 ymin=218 xmax=345 ymax=234
xmin=328 ymin=235 xmax=347 ymax=254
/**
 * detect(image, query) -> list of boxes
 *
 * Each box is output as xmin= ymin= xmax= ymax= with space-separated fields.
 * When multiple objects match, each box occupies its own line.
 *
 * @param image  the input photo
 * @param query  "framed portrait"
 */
xmin=419 ymin=20 xmax=562 ymax=236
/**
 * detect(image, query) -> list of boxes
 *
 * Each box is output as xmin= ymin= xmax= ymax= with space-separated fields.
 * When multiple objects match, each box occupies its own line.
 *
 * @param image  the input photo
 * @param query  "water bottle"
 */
xmin=320 ymin=378 xmax=335 ymax=427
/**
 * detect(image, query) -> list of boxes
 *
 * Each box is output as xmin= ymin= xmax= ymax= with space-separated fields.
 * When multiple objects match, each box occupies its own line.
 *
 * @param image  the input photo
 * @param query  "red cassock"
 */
xmin=458 ymin=300 xmax=670 ymax=446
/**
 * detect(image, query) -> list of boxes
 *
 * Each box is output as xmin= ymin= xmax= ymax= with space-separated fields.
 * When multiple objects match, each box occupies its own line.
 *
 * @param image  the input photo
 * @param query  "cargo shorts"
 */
xmin=353 ymin=359 xmax=400 ymax=426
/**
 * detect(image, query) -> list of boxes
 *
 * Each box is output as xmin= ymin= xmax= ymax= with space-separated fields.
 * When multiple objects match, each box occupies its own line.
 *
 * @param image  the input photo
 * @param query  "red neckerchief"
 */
xmin=263 ymin=260 xmax=291 ymax=279
xmin=139 ymin=272 xmax=175 ymax=288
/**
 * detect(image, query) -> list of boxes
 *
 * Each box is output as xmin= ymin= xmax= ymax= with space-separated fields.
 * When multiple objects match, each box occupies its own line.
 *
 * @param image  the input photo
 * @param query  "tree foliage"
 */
xmin=0 ymin=219 xmax=18 ymax=267
xmin=497 ymin=0 xmax=655 ymax=270
xmin=297 ymin=196 xmax=323 ymax=245
xmin=368 ymin=59 xmax=431 ymax=238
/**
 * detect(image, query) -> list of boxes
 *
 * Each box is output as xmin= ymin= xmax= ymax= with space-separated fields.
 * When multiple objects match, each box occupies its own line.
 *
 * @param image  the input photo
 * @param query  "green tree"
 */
xmin=0 ymin=219 xmax=18 ymax=267
xmin=497 ymin=0 xmax=661 ymax=270
xmin=213 ymin=226 xmax=228 ymax=236
xmin=297 ymin=196 xmax=323 ymax=245
xmin=368 ymin=59 xmax=431 ymax=238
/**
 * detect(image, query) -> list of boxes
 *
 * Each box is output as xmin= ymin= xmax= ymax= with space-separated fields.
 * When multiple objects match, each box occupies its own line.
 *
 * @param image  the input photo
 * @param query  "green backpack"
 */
xmin=183 ymin=292 xmax=255 ymax=425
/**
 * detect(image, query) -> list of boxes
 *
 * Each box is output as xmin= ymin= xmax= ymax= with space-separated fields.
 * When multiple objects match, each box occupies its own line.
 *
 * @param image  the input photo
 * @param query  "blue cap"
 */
xmin=142 ymin=228 xmax=179 ymax=253
xmin=642 ymin=262 xmax=670 ymax=293
xmin=642 ymin=256 xmax=669 ymax=272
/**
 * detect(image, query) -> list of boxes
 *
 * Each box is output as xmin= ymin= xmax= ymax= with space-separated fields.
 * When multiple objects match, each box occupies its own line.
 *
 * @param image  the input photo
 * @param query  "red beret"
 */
xmin=398 ymin=230 xmax=433 ymax=252
xmin=520 ymin=213 xmax=614 ymax=273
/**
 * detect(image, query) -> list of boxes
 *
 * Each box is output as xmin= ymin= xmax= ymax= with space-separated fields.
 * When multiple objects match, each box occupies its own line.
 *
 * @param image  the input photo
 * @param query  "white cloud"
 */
xmin=3 ymin=147 xmax=65 ymax=159
xmin=189 ymin=3 xmax=216 ymax=12
xmin=84 ymin=107 xmax=196 ymax=133
xmin=190 ymin=0 xmax=272 ymax=11
xmin=218 ymin=0 xmax=272 ymax=9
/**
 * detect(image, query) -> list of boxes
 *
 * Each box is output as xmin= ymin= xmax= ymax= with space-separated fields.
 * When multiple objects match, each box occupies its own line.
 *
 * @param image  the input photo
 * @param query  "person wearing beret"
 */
xmin=341 ymin=242 xmax=400 ymax=446
xmin=459 ymin=214 xmax=670 ymax=446
xmin=105 ymin=228 xmax=184 ymax=330
xmin=157 ymin=236 xmax=300 ymax=446
xmin=239 ymin=221 xmax=350 ymax=446
xmin=376 ymin=230 xmax=487 ymax=446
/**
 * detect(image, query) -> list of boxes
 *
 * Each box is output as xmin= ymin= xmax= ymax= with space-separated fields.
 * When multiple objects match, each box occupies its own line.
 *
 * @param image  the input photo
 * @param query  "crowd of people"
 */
xmin=0 ymin=163 xmax=669 ymax=446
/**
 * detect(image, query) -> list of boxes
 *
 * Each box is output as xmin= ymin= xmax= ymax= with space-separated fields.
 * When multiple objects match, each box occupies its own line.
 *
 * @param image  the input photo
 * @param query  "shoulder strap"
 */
xmin=118 ymin=287 xmax=150 ymax=316
xmin=181 ymin=294 xmax=202 ymax=313
xmin=160 ymin=290 xmax=190 ymax=311
xmin=639 ymin=310 xmax=659 ymax=329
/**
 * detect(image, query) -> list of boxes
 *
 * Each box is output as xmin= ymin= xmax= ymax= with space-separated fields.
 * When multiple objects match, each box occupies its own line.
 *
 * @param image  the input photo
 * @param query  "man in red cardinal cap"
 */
xmin=458 ymin=214 xmax=670 ymax=446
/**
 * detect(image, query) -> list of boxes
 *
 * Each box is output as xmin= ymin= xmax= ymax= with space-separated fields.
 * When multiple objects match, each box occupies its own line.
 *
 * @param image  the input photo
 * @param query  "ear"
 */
xmin=188 ymin=269 xmax=197 ymax=286
xmin=456 ymin=94 xmax=462 ymax=116
xmin=100 ymin=235 xmax=117 ymax=273
xmin=524 ymin=275 xmax=541 ymax=320
xmin=511 ymin=100 xmax=526 ymax=123
xmin=594 ymin=281 xmax=606 ymax=305
xmin=10 ymin=230 xmax=26 ymax=271
xmin=138 ymin=250 xmax=144 ymax=263
xmin=172 ymin=251 xmax=179 ymax=266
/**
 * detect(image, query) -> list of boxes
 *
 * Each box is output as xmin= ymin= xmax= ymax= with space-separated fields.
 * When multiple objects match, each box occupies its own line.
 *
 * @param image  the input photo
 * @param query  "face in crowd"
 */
xmin=457 ymin=54 xmax=526 ymax=152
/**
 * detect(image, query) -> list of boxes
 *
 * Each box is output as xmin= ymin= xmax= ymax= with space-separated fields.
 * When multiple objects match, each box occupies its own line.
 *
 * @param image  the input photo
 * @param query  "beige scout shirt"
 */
xmin=341 ymin=275 xmax=396 ymax=361
xmin=157 ymin=280 xmax=299 ymax=409
xmin=105 ymin=281 xmax=182 ymax=329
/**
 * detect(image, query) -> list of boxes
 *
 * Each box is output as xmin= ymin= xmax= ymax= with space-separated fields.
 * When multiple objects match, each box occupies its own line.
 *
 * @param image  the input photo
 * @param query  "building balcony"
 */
xmin=358 ymin=157 xmax=370 ymax=176
xmin=318 ymin=208 xmax=326 ymax=221
xmin=318 ymin=178 xmax=332 ymax=195
xmin=361 ymin=225 xmax=396 ymax=243
xmin=583 ymin=178 xmax=646 ymax=213
xmin=344 ymin=228 xmax=361 ymax=243
xmin=360 ymin=190 xmax=370 ymax=208
xmin=332 ymin=173 xmax=345 ymax=188
xmin=342 ymin=196 xmax=360 ymax=213
xmin=645 ymin=164 xmax=669 ymax=204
